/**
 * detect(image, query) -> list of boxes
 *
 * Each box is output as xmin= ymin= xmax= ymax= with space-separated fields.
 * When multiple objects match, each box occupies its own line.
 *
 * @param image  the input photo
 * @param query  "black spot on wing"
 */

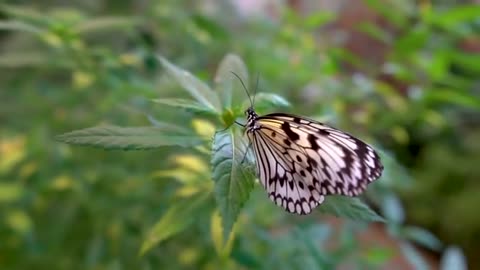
xmin=280 ymin=177 xmax=286 ymax=187
xmin=267 ymin=177 xmax=273 ymax=186
xmin=335 ymin=181 xmax=344 ymax=189
xmin=298 ymin=181 xmax=305 ymax=190
xmin=307 ymin=157 xmax=318 ymax=168
xmin=281 ymin=122 xmax=299 ymax=141
xmin=307 ymin=134 xmax=319 ymax=150
xmin=288 ymin=180 xmax=294 ymax=190
xmin=340 ymin=149 xmax=355 ymax=174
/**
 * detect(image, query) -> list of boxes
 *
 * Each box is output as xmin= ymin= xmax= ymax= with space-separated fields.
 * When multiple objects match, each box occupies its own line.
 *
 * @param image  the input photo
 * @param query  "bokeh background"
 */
xmin=1 ymin=0 xmax=479 ymax=269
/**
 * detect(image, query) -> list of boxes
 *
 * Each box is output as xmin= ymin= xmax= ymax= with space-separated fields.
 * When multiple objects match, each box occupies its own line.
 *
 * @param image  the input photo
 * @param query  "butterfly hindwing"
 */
xmin=246 ymin=111 xmax=383 ymax=215
xmin=248 ymin=127 xmax=325 ymax=214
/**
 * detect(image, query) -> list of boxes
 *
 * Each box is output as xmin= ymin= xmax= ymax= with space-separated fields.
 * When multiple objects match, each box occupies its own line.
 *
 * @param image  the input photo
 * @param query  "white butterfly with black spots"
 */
xmin=244 ymin=107 xmax=383 ymax=215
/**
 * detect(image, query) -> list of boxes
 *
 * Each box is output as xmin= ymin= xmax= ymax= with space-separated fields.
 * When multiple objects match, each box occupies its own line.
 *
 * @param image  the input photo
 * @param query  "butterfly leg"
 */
xmin=215 ymin=120 xmax=246 ymax=133
xmin=239 ymin=142 xmax=252 ymax=165
xmin=235 ymin=120 xmax=246 ymax=127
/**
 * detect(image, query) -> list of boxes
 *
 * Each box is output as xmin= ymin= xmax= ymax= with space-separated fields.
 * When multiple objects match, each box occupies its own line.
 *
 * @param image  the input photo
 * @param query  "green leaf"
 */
xmin=357 ymin=22 xmax=391 ymax=43
xmin=211 ymin=129 xmax=255 ymax=243
xmin=427 ymin=50 xmax=449 ymax=81
xmin=450 ymin=52 xmax=480 ymax=76
xmin=152 ymin=98 xmax=217 ymax=115
xmin=382 ymin=194 xmax=405 ymax=223
xmin=304 ymin=11 xmax=335 ymax=29
xmin=0 ymin=20 xmax=42 ymax=33
xmin=158 ymin=55 xmax=221 ymax=112
xmin=248 ymin=92 xmax=290 ymax=113
xmin=73 ymin=16 xmax=141 ymax=34
xmin=401 ymin=226 xmax=443 ymax=251
xmin=56 ymin=125 xmax=203 ymax=150
xmin=140 ymin=193 xmax=209 ymax=255
xmin=0 ymin=52 xmax=50 ymax=68
xmin=364 ymin=246 xmax=394 ymax=265
xmin=295 ymin=226 xmax=333 ymax=269
xmin=318 ymin=196 xmax=385 ymax=222
xmin=393 ymin=25 xmax=428 ymax=55
xmin=423 ymin=88 xmax=480 ymax=110
xmin=0 ymin=183 xmax=24 ymax=203
xmin=214 ymin=53 xmax=249 ymax=109
xmin=432 ymin=5 xmax=480 ymax=28
xmin=0 ymin=4 xmax=48 ymax=22
xmin=400 ymin=242 xmax=430 ymax=270
xmin=363 ymin=0 xmax=409 ymax=27
xmin=192 ymin=15 xmax=228 ymax=41
xmin=146 ymin=116 xmax=190 ymax=133
xmin=211 ymin=210 xmax=235 ymax=258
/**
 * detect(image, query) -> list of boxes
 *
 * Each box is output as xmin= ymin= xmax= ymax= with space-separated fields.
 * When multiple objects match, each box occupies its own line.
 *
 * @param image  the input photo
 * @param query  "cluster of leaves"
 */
xmin=355 ymin=2 xmax=480 ymax=266
xmin=57 ymin=54 xmax=385 ymax=254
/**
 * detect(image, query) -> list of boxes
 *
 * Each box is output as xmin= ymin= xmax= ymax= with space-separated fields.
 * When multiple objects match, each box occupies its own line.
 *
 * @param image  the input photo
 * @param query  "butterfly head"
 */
xmin=230 ymin=71 xmax=260 ymax=131
xmin=245 ymin=107 xmax=258 ymax=120
xmin=245 ymin=107 xmax=259 ymax=131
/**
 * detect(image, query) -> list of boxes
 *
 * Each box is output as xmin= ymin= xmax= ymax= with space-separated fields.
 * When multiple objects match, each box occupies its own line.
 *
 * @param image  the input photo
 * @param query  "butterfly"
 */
xmin=234 ymin=73 xmax=384 ymax=215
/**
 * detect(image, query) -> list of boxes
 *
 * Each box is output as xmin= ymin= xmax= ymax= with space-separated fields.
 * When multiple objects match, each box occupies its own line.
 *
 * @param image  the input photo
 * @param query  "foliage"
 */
xmin=55 ymin=54 xmax=386 ymax=248
xmin=56 ymin=125 xmax=204 ymax=150
xmin=1 ymin=0 xmax=477 ymax=269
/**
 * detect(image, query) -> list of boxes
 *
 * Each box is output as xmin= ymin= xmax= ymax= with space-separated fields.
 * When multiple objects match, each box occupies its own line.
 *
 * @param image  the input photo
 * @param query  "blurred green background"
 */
xmin=1 ymin=0 xmax=479 ymax=269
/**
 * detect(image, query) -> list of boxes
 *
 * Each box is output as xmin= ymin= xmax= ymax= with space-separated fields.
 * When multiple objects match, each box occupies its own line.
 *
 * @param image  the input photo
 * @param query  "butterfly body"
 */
xmin=244 ymin=107 xmax=383 ymax=215
xmin=245 ymin=107 xmax=260 ymax=132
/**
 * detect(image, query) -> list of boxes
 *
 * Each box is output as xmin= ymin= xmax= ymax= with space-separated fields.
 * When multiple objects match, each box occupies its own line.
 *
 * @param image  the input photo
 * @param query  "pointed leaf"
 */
xmin=140 ymin=193 xmax=209 ymax=255
xmin=192 ymin=15 xmax=229 ymax=41
xmin=424 ymin=88 xmax=480 ymax=110
xmin=158 ymin=56 xmax=221 ymax=112
xmin=318 ymin=196 xmax=385 ymax=222
xmin=152 ymin=98 xmax=217 ymax=115
xmin=245 ymin=92 xmax=290 ymax=113
xmin=400 ymin=242 xmax=430 ymax=270
xmin=0 ymin=52 xmax=49 ymax=68
xmin=211 ymin=210 xmax=235 ymax=257
xmin=0 ymin=20 xmax=41 ymax=33
xmin=56 ymin=126 xmax=203 ymax=150
xmin=214 ymin=53 xmax=249 ymax=109
xmin=0 ymin=4 xmax=49 ymax=21
xmin=433 ymin=5 xmax=480 ymax=28
xmin=73 ymin=16 xmax=140 ymax=34
xmin=382 ymin=194 xmax=405 ymax=223
xmin=211 ymin=129 xmax=255 ymax=242
xmin=402 ymin=226 xmax=443 ymax=251
xmin=304 ymin=11 xmax=335 ymax=29
xmin=146 ymin=115 xmax=190 ymax=133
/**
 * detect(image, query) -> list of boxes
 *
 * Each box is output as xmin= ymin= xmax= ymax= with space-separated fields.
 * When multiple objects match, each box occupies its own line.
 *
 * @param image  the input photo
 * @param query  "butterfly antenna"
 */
xmin=231 ymin=71 xmax=253 ymax=107
xmin=252 ymin=72 xmax=259 ymax=106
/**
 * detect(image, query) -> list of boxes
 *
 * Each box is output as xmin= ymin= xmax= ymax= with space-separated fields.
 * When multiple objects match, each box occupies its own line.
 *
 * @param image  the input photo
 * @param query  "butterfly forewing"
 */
xmin=246 ymin=112 xmax=383 ymax=215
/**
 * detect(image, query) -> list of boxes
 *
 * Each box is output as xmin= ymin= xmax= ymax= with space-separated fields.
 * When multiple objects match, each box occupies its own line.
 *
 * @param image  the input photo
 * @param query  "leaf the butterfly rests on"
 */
xmin=243 ymin=107 xmax=384 ymax=215
xmin=212 ymin=129 xmax=256 ymax=241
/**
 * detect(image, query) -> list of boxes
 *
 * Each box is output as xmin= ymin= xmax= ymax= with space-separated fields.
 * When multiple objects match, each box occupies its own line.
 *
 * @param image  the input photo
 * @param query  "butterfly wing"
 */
xmin=247 ymin=113 xmax=383 ymax=215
